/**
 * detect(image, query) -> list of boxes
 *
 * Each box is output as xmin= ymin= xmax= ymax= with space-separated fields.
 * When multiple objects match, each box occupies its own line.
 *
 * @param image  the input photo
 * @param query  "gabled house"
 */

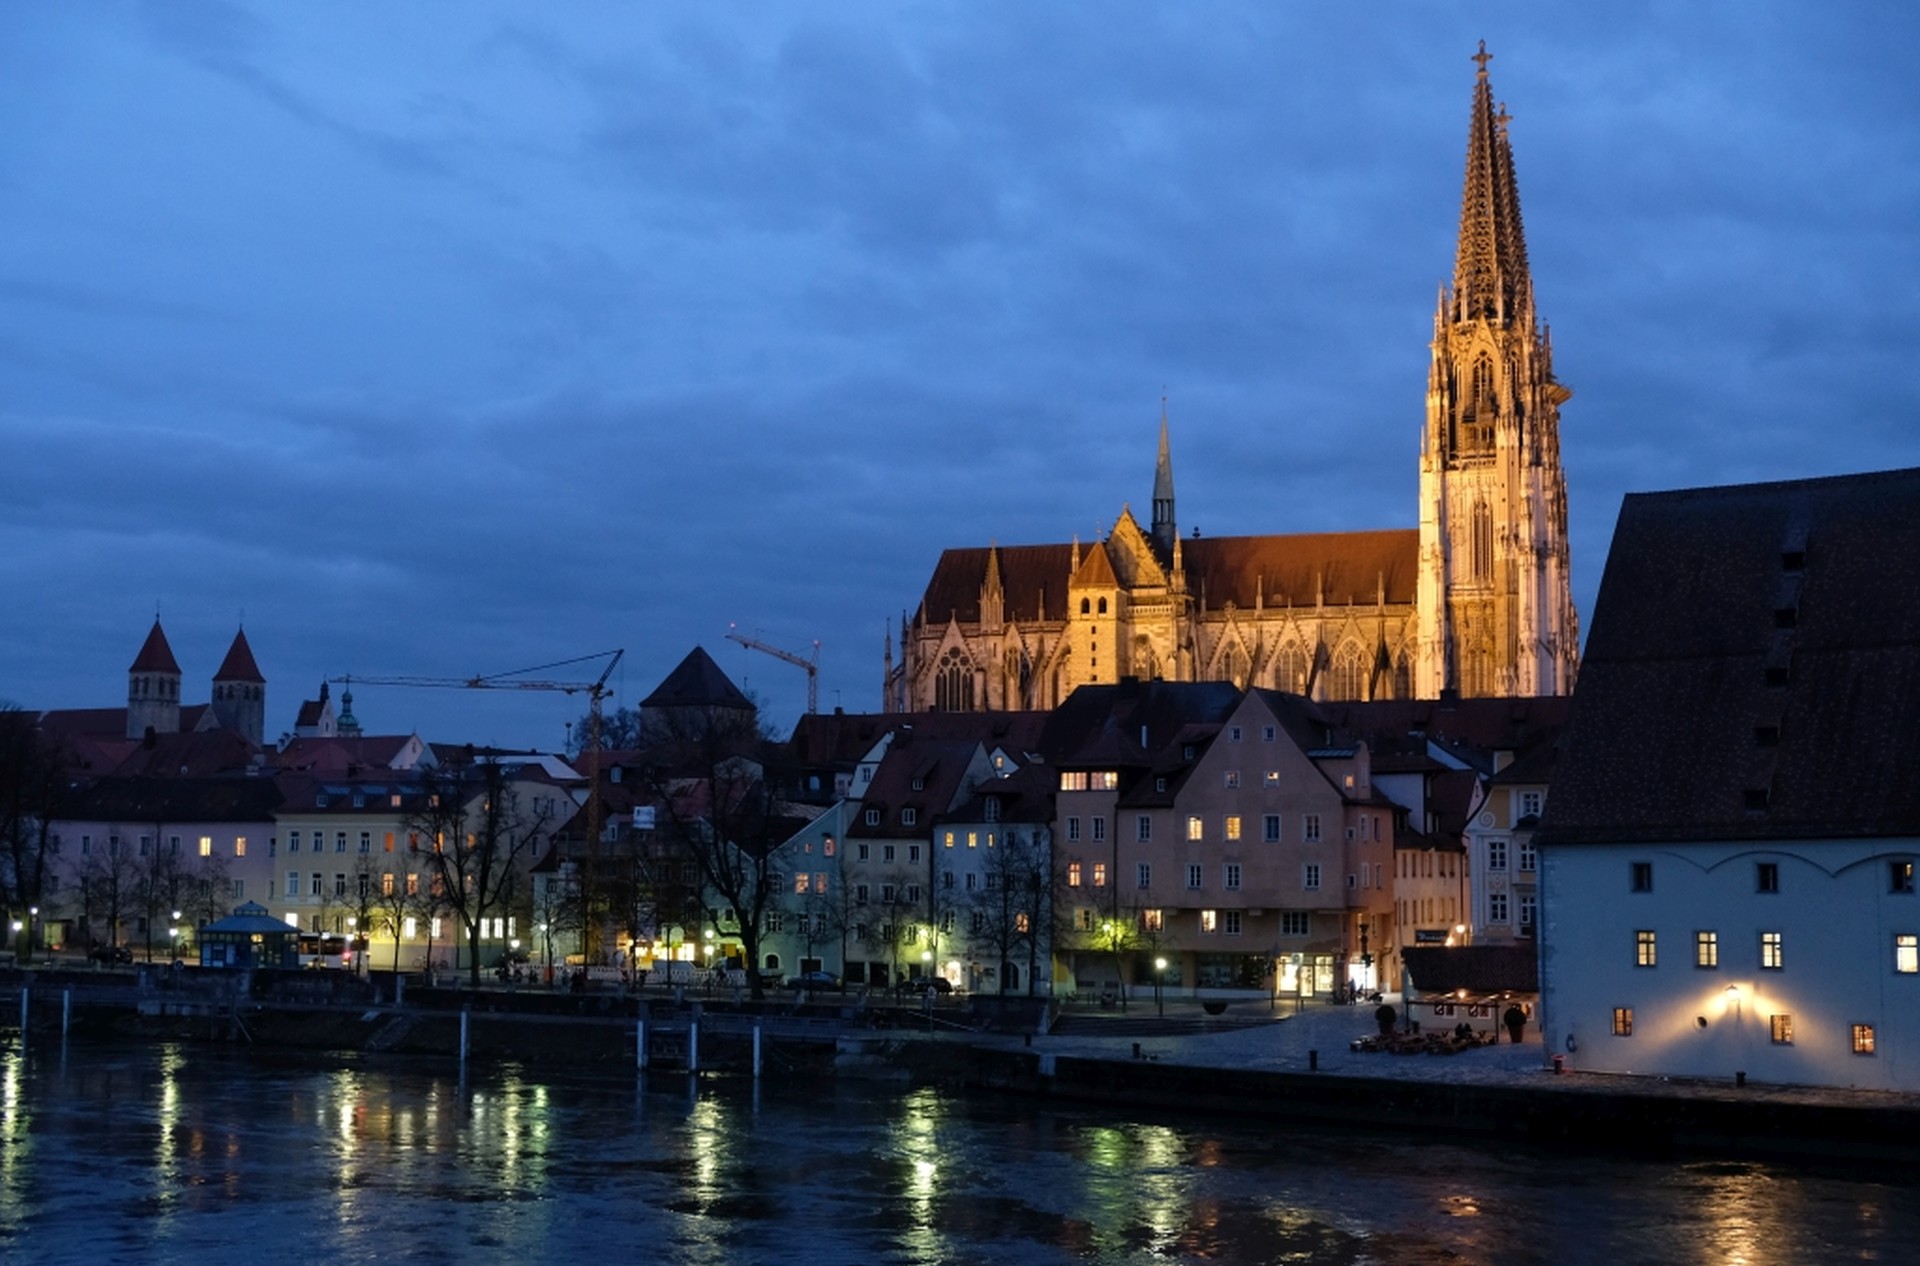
xmin=1539 ymin=467 xmax=1920 ymax=1089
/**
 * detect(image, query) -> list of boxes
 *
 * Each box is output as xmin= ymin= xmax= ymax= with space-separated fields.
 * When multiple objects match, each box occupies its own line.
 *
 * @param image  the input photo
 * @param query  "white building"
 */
xmin=1539 ymin=468 xmax=1920 ymax=1090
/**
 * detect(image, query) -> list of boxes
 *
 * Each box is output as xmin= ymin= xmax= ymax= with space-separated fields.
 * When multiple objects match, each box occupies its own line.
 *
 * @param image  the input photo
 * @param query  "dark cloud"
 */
xmin=3 ymin=3 xmax=1917 ymax=743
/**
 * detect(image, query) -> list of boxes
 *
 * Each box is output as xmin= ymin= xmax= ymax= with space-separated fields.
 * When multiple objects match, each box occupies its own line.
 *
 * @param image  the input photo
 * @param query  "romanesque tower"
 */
xmin=127 ymin=617 xmax=182 ymax=738
xmin=1416 ymin=43 xmax=1579 ymax=698
xmin=210 ymin=626 xmax=266 ymax=746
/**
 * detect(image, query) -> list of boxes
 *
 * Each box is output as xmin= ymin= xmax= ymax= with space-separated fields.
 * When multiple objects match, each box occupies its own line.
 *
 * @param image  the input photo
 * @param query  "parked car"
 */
xmin=784 ymin=970 xmax=839 ymax=992
xmin=895 ymin=975 xmax=954 ymax=995
xmin=88 ymin=944 xmax=133 ymax=965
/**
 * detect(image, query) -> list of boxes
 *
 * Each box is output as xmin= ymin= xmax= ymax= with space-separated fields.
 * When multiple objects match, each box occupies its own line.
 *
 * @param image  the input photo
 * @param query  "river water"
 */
xmin=1 ymin=1040 xmax=1914 ymax=1265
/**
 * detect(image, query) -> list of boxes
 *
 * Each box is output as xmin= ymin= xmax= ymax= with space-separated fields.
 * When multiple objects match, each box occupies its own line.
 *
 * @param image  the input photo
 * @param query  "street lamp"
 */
xmin=1154 ymin=956 xmax=1167 ymax=1018
xmin=28 ymin=906 xmax=37 ymax=965
xmin=10 ymin=920 xmax=21 ymax=965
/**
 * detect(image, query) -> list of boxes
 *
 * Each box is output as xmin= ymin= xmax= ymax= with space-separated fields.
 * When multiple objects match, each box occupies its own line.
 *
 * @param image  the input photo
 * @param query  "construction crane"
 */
xmin=331 ymin=649 xmax=624 ymax=954
xmin=726 ymin=625 xmax=820 ymax=714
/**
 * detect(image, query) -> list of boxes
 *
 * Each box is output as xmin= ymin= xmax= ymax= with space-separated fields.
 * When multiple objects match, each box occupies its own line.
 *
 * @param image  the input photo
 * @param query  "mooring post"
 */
xmin=753 ymin=1024 xmax=762 ymax=1079
xmin=460 ymin=1008 xmax=470 ymax=1068
xmin=62 ymin=988 xmax=71 ymax=1038
xmin=18 ymin=985 xmax=27 ymax=1038
xmin=637 ymin=1019 xmax=648 ymax=1070
xmin=688 ymin=1020 xmax=699 ymax=1074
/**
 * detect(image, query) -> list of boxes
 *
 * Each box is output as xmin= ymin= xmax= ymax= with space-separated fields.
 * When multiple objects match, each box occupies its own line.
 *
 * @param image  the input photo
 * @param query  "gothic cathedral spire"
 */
xmin=1416 ymin=42 xmax=1579 ymax=699
xmin=1151 ymin=396 xmax=1176 ymax=558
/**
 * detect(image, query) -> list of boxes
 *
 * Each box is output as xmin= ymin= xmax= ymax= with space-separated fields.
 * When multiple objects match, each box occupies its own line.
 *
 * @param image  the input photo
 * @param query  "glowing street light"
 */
xmin=1154 ymin=956 xmax=1168 ymax=1018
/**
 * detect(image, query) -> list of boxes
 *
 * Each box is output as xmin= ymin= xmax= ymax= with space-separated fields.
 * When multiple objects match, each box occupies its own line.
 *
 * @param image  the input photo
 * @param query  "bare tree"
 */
xmin=965 ymin=828 xmax=1051 ymax=996
xmin=183 ymin=852 xmax=234 ymax=948
xmin=0 ymin=707 xmax=64 ymax=943
xmin=77 ymin=838 xmax=139 ymax=954
xmin=135 ymin=834 xmax=195 ymax=962
xmin=404 ymin=755 xmax=549 ymax=986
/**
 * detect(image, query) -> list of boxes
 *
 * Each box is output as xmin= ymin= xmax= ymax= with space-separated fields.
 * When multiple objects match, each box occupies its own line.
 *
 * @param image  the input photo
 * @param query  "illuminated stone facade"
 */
xmin=891 ymin=47 xmax=1576 ymax=712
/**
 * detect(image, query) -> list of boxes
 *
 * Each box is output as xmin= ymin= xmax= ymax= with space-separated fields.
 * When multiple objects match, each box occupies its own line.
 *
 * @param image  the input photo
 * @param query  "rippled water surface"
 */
xmin=1 ymin=1041 xmax=1915 ymax=1264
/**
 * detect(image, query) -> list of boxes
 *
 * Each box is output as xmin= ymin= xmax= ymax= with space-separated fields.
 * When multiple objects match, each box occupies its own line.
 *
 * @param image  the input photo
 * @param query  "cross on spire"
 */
xmin=1472 ymin=40 xmax=1492 ymax=76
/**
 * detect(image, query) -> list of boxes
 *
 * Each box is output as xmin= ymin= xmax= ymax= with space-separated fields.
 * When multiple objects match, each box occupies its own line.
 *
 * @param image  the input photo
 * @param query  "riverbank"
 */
xmin=10 ymin=968 xmax=1920 ymax=1162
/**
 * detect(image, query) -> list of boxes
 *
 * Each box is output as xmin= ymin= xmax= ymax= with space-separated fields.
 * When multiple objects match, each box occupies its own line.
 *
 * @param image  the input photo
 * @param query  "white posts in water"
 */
xmin=637 ymin=1020 xmax=648 ymax=1070
xmin=688 ymin=1021 xmax=699 ymax=1074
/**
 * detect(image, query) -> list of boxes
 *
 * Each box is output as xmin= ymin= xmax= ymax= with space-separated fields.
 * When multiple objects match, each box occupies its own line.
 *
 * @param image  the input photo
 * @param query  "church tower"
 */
xmin=1416 ymin=43 xmax=1578 ymax=699
xmin=127 ymin=618 xmax=182 ymax=739
xmin=1150 ymin=399 xmax=1177 ymax=558
xmin=210 ymin=627 xmax=266 ymax=746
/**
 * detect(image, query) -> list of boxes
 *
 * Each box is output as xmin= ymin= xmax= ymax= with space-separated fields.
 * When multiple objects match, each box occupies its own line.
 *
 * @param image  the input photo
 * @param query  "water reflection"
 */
xmin=2 ymin=1042 xmax=1919 ymax=1265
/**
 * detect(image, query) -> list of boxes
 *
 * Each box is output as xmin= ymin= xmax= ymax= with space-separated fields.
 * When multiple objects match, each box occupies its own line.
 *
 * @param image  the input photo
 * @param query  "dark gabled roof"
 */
xmin=849 ymin=737 xmax=982 ymax=838
xmin=1541 ymin=467 xmax=1920 ymax=846
xmin=56 ymin=774 xmax=284 ymax=824
xmin=945 ymin=764 xmax=1054 ymax=826
xmin=1313 ymin=695 xmax=1571 ymax=756
xmin=1403 ymin=945 xmax=1538 ymax=996
xmin=213 ymin=628 xmax=265 ymax=683
xmin=129 ymin=619 xmax=181 ymax=674
xmin=641 ymin=646 xmax=752 ymax=710
xmin=109 ymin=728 xmax=259 ymax=778
xmin=784 ymin=710 xmax=1051 ymax=766
xmin=1038 ymin=680 xmax=1243 ymax=766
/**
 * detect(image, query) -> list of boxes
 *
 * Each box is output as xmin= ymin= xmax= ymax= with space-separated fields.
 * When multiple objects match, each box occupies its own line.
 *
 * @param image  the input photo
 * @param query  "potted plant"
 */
xmin=1375 ymin=1003 xmax=1397 ymax=1038
xmin=1503 ymin=1005 xmax=1527 ymax=1043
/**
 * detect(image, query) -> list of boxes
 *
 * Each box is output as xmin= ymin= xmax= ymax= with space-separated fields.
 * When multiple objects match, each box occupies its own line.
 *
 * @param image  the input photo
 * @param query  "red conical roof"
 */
xmin=129 ymin=619 xmax=181 ymax=675
xmin=214 ymin=628 xmax=265 ymax=683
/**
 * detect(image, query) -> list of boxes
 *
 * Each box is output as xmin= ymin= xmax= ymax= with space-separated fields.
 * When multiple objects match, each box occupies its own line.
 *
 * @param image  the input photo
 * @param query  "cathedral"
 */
xmin=887 ymin=46 xmax=1578 ymax=712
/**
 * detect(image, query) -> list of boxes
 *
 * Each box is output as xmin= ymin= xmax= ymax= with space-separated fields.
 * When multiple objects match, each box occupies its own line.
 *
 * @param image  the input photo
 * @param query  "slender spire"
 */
xmin=1451 ymin=40 xmax=1533 ymax=326
xmin=1150 ymin=394 xmax=1177 ymax=557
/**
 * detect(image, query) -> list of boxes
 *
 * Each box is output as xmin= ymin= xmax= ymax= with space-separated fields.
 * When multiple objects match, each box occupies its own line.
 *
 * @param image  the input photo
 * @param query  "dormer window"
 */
xmin=911 ymin=777 xmax=926 ymax=791
xmin=901 ymin=808 xmax=918 ymax=827
xmin=984 ymin=799 xmax=1001 ymax=823
xmin=315 ymin=794 xmax=328 ymax=808
xmin=864 ymin=808 xmax=880 ymax=827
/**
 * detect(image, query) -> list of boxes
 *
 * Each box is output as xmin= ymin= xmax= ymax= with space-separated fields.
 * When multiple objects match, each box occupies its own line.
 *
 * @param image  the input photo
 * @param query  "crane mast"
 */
xmin=725 ymin=625 xmax=820 ymax=714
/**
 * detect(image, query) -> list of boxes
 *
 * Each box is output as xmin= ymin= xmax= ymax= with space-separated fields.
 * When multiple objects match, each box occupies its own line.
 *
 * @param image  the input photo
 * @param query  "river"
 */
xmin=0 ymin=1040 xmax=1913 ymax=1264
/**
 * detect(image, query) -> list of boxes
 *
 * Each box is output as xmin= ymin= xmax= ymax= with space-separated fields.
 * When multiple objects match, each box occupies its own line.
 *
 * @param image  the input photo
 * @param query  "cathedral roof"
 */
xmin=917 ymin=529 xmax=1417 ymax=627
xmin=214 ymin=628 xmax=265 ymax=683
xmin=129 ymin=619 xmax=182 ymax=675
xmin=1540 ymin=466 xmax=1920 ymax=846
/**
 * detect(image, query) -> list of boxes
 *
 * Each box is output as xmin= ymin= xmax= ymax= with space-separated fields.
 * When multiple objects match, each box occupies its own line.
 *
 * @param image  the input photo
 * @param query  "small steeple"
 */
xmin=127 ymin=617 xmax=183 ymax=740
xmin=210 ymin=626 xmax=266 ymax=746
xmin=1150 ymin=395 xmax=1177 ymax=557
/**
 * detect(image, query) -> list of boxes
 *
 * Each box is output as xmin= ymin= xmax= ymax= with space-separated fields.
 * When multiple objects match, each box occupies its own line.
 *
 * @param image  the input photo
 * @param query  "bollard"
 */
xmin=1309 ymin=1049 xmax=1318 ymax=1071
xmin=688 ymin=1020 xmax=699 ymax=1074
xmin=460 ymin=1009 xmax=469 ymax=1068
xmin=1132 ymin=1041 xmax=1142 ymax=1060
xmin=753 ymin=1025 xmax=762 ymax=1080
xmin=637 ymin=1019 xmax=648 ymax=1070
xmin=62 ymin=988 xmax=71 ymax=1038
xmin=1552 ymin=1054 xmax=1565 ymax=1074
xmin=18 ymin=985 xmax=26 ymax=1036
xmin=1735 ymin=1070 xmax=1746 ymax=1088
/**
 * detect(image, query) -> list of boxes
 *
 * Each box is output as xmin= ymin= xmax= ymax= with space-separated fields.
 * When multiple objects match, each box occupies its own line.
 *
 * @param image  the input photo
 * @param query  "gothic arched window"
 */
xmin=1274 ymin=645 xmax=1308 ymax=695
xmin=935 ymin=648 xmax=975 ymax=712
xmin=1223 ymin=645 xmax=1251 ymax=691
xmin=1080 ymin=597 xmax=1091 ymax=615
xmin=1471 ymin=501 xmax=1493 ymax=582
xmin=1097 ymin=597 xmax=1108 ymax=615
xmin=1329 ymin=642 xmax=1368 ymax=701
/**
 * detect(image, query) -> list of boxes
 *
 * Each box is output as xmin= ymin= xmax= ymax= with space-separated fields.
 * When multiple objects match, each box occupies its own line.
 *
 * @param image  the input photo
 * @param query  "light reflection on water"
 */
xmin=1 ymin=1041 xmax=1916 ymax=1265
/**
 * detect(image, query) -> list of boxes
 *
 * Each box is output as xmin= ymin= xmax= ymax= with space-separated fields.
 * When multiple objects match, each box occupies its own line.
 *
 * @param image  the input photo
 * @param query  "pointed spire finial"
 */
xmin=1473 ymin=40 xmax=1492 ymax=77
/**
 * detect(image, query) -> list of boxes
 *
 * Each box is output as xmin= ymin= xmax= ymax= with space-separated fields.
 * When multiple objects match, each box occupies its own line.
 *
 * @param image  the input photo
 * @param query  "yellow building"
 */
xmin=890 ymin=45 xmax=1577 ymax=712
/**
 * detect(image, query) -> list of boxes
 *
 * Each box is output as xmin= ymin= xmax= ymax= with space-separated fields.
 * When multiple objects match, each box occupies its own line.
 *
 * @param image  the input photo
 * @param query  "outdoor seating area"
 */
xmin=1349 ymin=1028 xmax=1501 ymax=1056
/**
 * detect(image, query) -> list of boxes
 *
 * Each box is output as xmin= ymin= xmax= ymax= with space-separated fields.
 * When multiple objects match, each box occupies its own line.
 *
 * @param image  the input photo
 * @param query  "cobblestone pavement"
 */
xmin=982 ymin=996 xmax=1920 ymax=1111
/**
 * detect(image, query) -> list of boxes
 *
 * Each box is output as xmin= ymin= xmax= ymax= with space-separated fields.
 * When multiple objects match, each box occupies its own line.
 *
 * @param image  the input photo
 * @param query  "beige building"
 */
xmin=891 ymin=46 xmax=1576 ymax=713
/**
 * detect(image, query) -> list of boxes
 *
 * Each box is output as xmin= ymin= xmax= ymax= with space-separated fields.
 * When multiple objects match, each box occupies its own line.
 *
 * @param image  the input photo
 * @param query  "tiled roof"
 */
xmin=1541 ymin=467 xmax=1920 ymax=845
xmin=56 ymin=774 xmax=284 ymax=823
xmin=109 ymin=728 xmax=259 ymax=778
xmin=213 ymin=628 xmax=265 ymax=683
xmin=129 ymin=619 xmax=181 ymax=674
xmin=1403 ymin=945 xmax=1538 ymax=995
xmin=641 ymin=646 xmax=752 ymax=710
xmin=1037 ymin=680 xmax=1243 ymax=766
xmin=784 ymin=710 xmax=1049 ymax=765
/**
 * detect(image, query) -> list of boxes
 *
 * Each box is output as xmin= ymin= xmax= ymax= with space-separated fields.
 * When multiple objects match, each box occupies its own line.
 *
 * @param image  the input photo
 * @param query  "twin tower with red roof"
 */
xmin=126 ymin=618 xmax=266 ymax=747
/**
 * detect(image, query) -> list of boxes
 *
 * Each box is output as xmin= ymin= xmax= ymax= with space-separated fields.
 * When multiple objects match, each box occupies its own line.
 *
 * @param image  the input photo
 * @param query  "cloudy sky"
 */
xmin=3 ymin=3 xmax=1916 ymax=750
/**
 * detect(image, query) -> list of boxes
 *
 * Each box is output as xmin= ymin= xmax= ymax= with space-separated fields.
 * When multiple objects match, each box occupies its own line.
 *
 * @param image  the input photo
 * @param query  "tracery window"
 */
xmin=1328 ymin=642 xmax=1367 ymax=701
xmin=935 ymin=648 xmax=975 ymax=712
xmin=1274 ymin=645 xmax=1308 ymax=695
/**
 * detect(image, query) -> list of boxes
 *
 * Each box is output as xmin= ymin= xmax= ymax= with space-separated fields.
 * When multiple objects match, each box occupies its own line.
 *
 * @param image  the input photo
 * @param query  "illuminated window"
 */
xmin=1224 ymin=815 xmax=1242 ymax=842
xmin=814 ymin=873 xmax=828 ymax=894
xmin=1853 ymin=1024 xmax=1877 ymax=1055
xmin=382 ymin=873 xmax=395 ymax=897
xmin=1896 ymin=934 xmax=1918 ymax=974
xmin=1091 ymin=863 xmax=1107 ymax=888
xmin=1635 ymin=930 xmax=1656 ymax=967
xmin=823 ymin=837 xmax=836 ymax=857
xmin=794 ymin=874 xmax=812 ymax=895
xmin=1186 ymin=816 xmax=1204 ymax=842
xmin=1892 ymin=862 xmax=1915 ymax=894
xmin=1140 ymin=909 xmax=1163 ymax=932
xmin=1067 ymin=862 xmax=1082 ymax=888
xmin=1199 ymin=910 xmax=1218 ymax=934
xmin=1611 ymin=1007 xmax=1633 ymax=1036
xmin=1761 ymin=931 xmax=1784 ymax=970
xmin=1769 ymin=1014 xmax=1793 ymax=1045
xmin=235 ymin=836 xmax=247 ymax=857
xmin=1264 ymin=770 xmax=1280 ymax=786
xmin=1695 ymin=931 xmax=1719 ymax=968
xmin=1014 ymin=913 xmax=1030 ymax=933
xmin=1224 ymin=770 xmax=1240 ymax=788
xmin=406 ymin=874 xmax=419 ymax=897
xmin=198 ymin=836 xmax=212 ymax=857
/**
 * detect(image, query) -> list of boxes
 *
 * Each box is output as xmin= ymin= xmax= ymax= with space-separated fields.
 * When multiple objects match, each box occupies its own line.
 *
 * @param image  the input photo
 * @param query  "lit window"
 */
xmin=966 ymin=832 xmax=978 ymax=849
xmin=1896 ymin=934 xmax=1918 ymax=974
xmin=1853 ymin=1024 xmax=1877 ymax=1055
xmin=235 ymin=836 xmax=247 ymax=857
xmin=795 ymin=874 xmax=812 ymax=895
xmin=1067 ymin=862 xmax=1082 ymax=888
xmin=1761 ymin=931 xmax=1784 ymax=970
xmin=1695 ymin=931 xmax=1719 ymax=968
xmin=1892 ymin=862 xmax=1916 ymax=894
xmin=1612 ymin=1007 xmax=1633 ymax=1036
xmin=1264 ymin=770 xmax=1280 ymax=786
xmin=198 ymin=836 xmax=212 ymax=857
xmin=1769 ymin=1014 xmax=1793 ymax=1045
xmin=1186 ymin=816 xmax=1203 ymax=842
xmin=1091 ymin=863 xmax=1107 ymax=888
xmin=1224 ymin=770 xmax=1240 ymax=789
xmin=1140 ymin=909 xmax=1163 ymax=932
xmin=1635 ymin=930 xmax=1657 ymax=967
xmin=1199 ymin=910 xmax=1218 ymax=934
xmin=944 ymin=832 xmax=955 ymax=848
xmin=1224 ymin=815 xmax=1242 ymax=842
